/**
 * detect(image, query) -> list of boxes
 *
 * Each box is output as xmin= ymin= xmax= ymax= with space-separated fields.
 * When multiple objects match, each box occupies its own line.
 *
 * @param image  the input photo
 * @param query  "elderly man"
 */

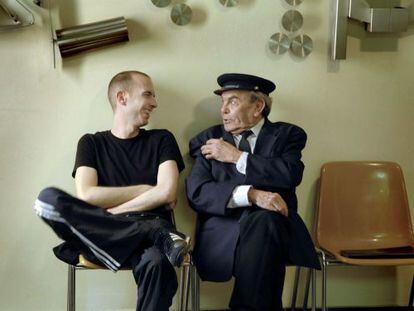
xmin=35 ymin=71 xmax=188 ymax=311
xmin=186 ymin=73 xmax=320 ymax=311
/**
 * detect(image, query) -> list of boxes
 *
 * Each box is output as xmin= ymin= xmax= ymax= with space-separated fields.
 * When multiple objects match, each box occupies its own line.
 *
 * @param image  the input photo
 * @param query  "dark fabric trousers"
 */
xmin=230 ymin=210 xmax=290 ymax=311
xmin=34 ymin=187 xmax=177 ymax=311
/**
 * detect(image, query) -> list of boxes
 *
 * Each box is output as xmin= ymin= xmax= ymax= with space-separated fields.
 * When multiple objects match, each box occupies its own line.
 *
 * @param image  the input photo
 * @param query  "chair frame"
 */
xmin=290 ymin=267 xmax=317 ymax=311
xmin=300 ymin=249 xmax=414 ymax=311
xmin=67 ymin=253 xmax=200 ymax=311
xmin=66 ymin=210 xmax=200 ymax=311
xmin=179 ymin=251 xmax=200 ymax=311
xmin=179 ymin=264 xmax=317 ymax=311
xmin=304 ymin=161 xmax=414 ymax=311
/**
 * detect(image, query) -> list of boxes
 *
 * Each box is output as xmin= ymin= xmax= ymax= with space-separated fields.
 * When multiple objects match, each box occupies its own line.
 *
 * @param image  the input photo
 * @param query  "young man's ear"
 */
xmin=116 ymin=91 xmax=127 ymax=106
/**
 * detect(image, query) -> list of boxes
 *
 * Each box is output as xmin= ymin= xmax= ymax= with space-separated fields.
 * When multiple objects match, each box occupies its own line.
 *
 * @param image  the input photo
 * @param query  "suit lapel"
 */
xmin=219 ymin=126 xmax=245 ymax=179
xmin=254 ymin=118 xmax=279 ymax=156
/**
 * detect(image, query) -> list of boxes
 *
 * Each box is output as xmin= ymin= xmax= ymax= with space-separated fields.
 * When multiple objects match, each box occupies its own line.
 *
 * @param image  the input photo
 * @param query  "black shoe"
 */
xmin=155 ymin=230 xmax=189 ymax=267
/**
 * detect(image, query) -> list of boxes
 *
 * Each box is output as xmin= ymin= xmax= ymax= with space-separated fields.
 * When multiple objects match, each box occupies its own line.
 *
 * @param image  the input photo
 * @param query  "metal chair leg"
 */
xmin=302 ymin=268 xmax=311 ymax=311
xmin=311 ymin=269 xmax=316 ymax=311
xmin=190 ymin=265 xmax=200 ymax=311
xmin=183 ymin=263 xmax=191 ymax=311
xmin=321 ymin=253 xmax=327 ymax=311
xmin=290 ymin=266 xmax=301 ymax=311
xmin=67 ymin=265 xmax=76 ymax=311
xmin=409 ymin=274 xmax=414 ymax=307
xmin=178 ymin=265 xmax=185 ymax=311
xmin=179 ymin=263 xmax=191 ymax=311
xmin=195 ymin=269 xmax=200 ymax=311
xmin=190 ymin=265 xmax=196 ymax=311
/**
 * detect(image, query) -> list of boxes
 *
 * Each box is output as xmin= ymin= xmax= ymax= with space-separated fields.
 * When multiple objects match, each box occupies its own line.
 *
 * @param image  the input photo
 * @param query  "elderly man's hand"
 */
xmin=248 ymin=188 xmax=289 ymax=217
xmin=201 ymin=138 xmax=243 ymax=163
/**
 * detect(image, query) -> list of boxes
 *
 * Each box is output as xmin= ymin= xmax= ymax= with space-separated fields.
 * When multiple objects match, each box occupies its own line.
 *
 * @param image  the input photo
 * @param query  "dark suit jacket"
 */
xmin=186 ymin=119 xmax=320 ymax=282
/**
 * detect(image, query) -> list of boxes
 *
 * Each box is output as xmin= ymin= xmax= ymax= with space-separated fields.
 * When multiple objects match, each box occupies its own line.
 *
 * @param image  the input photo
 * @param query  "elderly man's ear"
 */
xmin=253 ymin=100 xmax=266 ymax=117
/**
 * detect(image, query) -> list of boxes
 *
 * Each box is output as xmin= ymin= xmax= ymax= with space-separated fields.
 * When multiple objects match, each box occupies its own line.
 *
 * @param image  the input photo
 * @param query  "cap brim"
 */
xmin=213 ymin=88 xmax=227 ymax=95
xmin=213 ymin=86 xmax=250 ymax=96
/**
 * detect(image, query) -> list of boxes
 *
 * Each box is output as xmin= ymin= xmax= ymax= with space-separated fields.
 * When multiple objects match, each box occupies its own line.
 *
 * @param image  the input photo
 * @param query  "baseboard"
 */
xmin=296 ymin=307 xmax=413 ymax=311
xmin=202 ymin=307 xmax=413 ymax=311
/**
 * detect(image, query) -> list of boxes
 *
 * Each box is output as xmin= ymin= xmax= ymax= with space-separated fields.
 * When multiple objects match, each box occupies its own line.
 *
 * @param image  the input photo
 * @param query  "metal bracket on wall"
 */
xmin=0 ymin=0 xmax=35 ymax=30
xmin=54 ymin=17 xmax=129 ymax=58
xmin=331 ymin=0 xmax=412 ymax=59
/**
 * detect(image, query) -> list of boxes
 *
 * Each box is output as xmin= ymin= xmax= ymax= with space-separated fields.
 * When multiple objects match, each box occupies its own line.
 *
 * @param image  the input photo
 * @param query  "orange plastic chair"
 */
xmin=314 ymin=161 xmax=414 ymax=310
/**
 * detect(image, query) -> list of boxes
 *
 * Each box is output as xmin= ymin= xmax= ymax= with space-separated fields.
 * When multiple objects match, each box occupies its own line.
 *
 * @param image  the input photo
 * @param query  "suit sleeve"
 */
xmin=245 ymin=125 xmax=307 ymax=189
xmin=185 ymin=134 xmax=240 ymax=216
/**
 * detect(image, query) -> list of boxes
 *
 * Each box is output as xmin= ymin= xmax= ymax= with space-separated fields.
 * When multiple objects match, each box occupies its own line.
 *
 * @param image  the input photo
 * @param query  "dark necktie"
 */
xmin=238 ymin=130 xmax=253 ymax=153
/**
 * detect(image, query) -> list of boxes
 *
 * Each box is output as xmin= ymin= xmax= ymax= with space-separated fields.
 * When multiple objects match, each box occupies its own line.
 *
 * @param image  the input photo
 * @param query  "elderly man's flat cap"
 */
xmin=214 ymin=73 xmax=276 ymax=96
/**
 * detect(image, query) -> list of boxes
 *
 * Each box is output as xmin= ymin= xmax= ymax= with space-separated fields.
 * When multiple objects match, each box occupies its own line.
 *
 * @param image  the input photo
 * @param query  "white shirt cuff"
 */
xmin=236 ymin=152 xmax=248 ymax=175
xmin=227 ymin=185 xmax=252 ymax=208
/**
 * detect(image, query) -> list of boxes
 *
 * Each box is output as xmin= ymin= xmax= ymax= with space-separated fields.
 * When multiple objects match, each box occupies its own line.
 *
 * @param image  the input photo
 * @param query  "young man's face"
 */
xmin=126 ymin=75 xmax=157 ymax=127
xmin=220 ymin=90 xmax=263 ymax=134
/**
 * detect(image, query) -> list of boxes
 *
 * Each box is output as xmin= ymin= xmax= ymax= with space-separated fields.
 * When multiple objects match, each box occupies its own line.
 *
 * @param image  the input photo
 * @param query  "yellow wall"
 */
xmin=1 ymin=0 xmax=413 ymax=310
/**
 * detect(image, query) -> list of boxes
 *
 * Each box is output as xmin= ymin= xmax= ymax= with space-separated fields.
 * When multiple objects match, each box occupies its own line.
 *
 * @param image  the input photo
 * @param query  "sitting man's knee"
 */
xmin=38 ymin=187 xmax=65 ymax=204
xmin=243 ymin=210 xmax=289 ymax=245
xmin=132 ymin=246 xmax=177 ymax=288
xmin=248 ymin=209 xmax=285 ymax=227
xmin=137 ymin=246 xmax=173 ymax=272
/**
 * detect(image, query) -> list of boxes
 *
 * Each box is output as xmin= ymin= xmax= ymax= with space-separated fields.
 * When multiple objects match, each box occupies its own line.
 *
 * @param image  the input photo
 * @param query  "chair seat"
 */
xmin=322 ymin=248 xmax=414 ymax=266
xmin=320 ymin=244 xmax=414 ymax=266
xmin=77 ymin=252 xmax=193 ymax=269
xmin=77 ymin=255 xmax=131 ymax=270
xmin=77 ymin=254 xmax=105 ymax=269
xmin=313 ymin=162 xmax=414 ymax=311
xmin=341 ymin=245 xmax=414 ymax=259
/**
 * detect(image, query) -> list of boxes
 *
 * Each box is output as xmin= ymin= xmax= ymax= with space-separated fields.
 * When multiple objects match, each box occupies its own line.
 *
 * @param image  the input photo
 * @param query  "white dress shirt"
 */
xmin=227 ymin=118 xmax=265 ymax=208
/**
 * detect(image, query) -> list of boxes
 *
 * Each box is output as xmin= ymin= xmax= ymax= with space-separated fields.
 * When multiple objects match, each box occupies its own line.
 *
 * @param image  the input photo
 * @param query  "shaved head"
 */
xmin=107 ymin=71 xmax=150 ymax=111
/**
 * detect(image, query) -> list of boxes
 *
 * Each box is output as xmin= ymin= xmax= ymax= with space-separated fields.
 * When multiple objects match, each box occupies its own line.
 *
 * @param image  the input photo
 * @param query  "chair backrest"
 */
xmin=315 ymin=161 xmax=414 ymax=253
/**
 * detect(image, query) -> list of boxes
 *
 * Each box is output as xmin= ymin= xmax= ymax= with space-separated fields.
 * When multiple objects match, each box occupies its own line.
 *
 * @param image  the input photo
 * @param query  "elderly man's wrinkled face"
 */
xmin=220 ymin=90 xmax=263 ymax=135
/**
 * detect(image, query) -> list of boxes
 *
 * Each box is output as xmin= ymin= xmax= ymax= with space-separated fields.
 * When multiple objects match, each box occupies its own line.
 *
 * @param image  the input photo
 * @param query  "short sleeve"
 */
xmin=158 ymin=131 xmax=185 ymax=172
xmin=72 ymin=134 xmax=97 ymax=178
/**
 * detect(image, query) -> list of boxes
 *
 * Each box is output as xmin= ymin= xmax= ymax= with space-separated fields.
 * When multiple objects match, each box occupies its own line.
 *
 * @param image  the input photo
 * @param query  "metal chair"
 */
xmin=290 ymin=267 xmax=317 ymax=311
xmin=184 ymin=218 xmax=316 ymax=311
xmin=67 ymin=251 xmax=198 ymax=311
xmin=178 ymin=251 xmax=200 ymax=311
xmin=66 ymin=210 xmax=199 ymax=311
xmin=310 ymin=161 xmax=414 ymax=311
xmin=180 ymin=259 xmax=316 ymax=311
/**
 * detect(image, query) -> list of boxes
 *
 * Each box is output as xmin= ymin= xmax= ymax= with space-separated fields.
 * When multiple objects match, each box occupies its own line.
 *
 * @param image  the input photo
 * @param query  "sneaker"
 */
xmin=155 ymin=230 xmax=189 ymax=267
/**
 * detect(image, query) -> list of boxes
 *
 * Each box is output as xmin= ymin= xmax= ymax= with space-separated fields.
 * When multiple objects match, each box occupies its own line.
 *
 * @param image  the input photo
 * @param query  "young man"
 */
xmin=35 ymin=71 xmax=188 ymax=311
xmin=186 ymin=73 xmax=320 ymax=311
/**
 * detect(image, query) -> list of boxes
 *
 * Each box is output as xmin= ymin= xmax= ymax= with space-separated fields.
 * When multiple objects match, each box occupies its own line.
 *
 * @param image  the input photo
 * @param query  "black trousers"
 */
xmin=230 ymin=210 xmax=290 ymax=311
xmin=130 ymin=246 xmax=177 ymax=311
xmin=35 ymin=187 xmax=177 ymax=311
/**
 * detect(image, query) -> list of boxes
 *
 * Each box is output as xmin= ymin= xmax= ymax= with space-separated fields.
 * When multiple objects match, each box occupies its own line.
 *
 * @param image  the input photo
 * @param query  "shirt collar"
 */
xmin=233 ymin=118 xmax=264 ymax=141
xmin=249 ymin=117 xmax=264 ymax=137
xmin=234 ymin=118 xmax=264 ymax=138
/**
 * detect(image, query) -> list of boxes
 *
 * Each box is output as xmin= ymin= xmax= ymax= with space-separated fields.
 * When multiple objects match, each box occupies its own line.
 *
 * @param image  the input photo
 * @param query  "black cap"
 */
xmin=214 ymin=73 xmax=276 ymax=96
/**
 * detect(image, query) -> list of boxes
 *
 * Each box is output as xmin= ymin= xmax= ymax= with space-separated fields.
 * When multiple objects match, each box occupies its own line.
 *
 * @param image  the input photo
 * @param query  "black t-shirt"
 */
xmin=72 ymin=129 xmax=185 ymax=187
